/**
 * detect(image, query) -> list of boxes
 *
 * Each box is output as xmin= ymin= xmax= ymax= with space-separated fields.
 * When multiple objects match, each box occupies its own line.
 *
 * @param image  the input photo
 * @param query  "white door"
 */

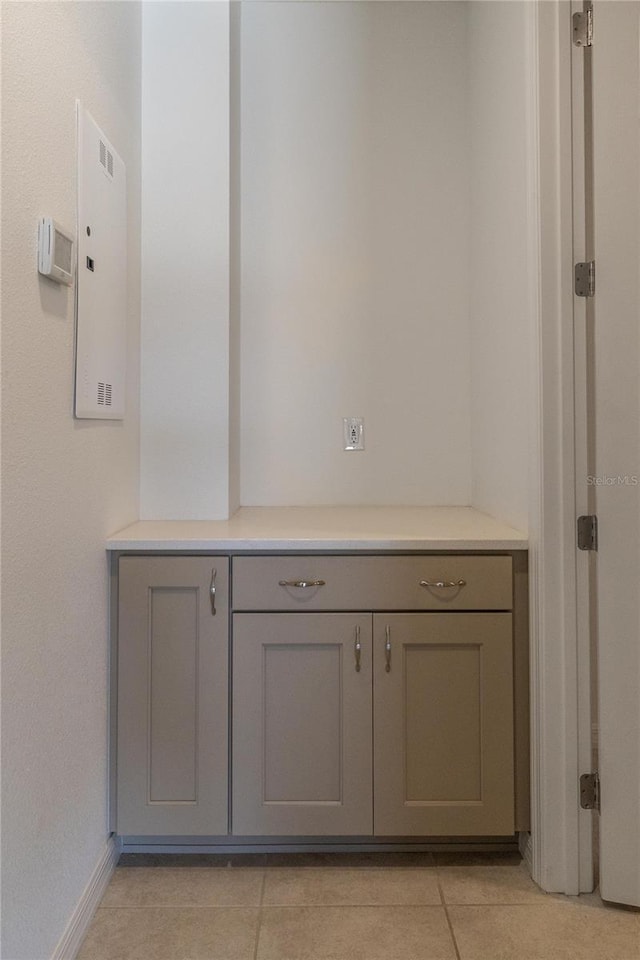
xmin=592 ymin=0 xmax=640 ymax=907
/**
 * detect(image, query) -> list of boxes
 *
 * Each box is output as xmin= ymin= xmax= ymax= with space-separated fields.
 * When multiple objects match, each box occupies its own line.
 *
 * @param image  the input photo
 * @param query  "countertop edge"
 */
xmin=106 ymin=537 xmax=528 ymax=551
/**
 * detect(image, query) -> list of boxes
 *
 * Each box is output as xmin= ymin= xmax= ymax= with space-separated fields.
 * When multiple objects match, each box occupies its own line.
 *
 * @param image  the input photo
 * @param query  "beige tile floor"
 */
xmin=78 ymin=852 xmax=640 ymax=960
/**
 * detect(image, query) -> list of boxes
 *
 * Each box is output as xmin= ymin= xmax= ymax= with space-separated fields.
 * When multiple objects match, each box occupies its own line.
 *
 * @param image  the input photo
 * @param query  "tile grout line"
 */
xmin=253 ymin=869 xmax=267 ymax=960
xmin=435 ymin=863 xmax=462 ymax=960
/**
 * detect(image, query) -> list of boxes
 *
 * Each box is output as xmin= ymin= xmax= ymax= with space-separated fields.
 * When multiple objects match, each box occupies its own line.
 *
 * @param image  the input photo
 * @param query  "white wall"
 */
xmin=0 ymin=2 xmax=141 ymax=956
xmin=140 ymin=2 xmax=232 ymax=520
xmin=240 ymin=1 xmax=472 ymax=506
xmin=229 ymin=1 xmax=242 ymax=516
xmin=468 ymin=1 xmax=533 ymax=532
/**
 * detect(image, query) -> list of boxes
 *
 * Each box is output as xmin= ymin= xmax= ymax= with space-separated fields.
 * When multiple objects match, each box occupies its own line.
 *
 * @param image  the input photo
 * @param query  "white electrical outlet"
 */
xmin=343 ymin=417 xmax=364 ymax=451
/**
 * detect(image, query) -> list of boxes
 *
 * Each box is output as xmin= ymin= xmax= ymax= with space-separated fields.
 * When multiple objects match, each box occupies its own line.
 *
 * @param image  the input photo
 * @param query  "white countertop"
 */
xmin=106 ymin=507 xmax=527 ymax=551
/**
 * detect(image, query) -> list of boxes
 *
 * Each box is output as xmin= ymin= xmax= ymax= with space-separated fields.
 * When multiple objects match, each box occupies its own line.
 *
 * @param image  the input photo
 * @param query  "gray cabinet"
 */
xmin=116 ymin=557 xmax=229 ymax=836
xmin=373 ymin=613 xmax=514 ymax=836
xmin=115 ymin=550 xmax=526 ymax=842
xmin=230 ymin=555 xmax=519 ymax=839
xmin=232 ymin=613 xmax=373 ymax=836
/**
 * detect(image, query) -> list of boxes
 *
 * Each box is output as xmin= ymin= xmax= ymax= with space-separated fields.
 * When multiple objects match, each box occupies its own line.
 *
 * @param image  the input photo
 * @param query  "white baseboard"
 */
xmin=51 ymin=834 xmax=121 ymax=960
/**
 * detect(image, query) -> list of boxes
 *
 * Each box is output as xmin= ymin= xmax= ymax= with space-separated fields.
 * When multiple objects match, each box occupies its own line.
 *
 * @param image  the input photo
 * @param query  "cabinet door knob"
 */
xmin=210 ymin=568 xmax=217 ymax=616
xmin=278 ymin=579 xmax=326 ymax=589
xmin=385 ymin=625 xmax=391 ymax=672
xmin=354 ymin=625 xmax=362 ymax=672
xmin=419 ymin=578 xmax=466 ymax=589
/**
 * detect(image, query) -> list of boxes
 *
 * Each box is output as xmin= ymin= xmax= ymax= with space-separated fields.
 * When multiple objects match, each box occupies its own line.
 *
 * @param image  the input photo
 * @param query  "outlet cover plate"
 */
xmin=343 ymin=417 xmax=364 ymax=451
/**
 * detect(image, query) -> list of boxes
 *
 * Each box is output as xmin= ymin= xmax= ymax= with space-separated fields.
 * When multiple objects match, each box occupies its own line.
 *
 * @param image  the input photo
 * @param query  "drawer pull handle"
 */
xmin=385 ymin=625 xmax=391 ymax=672
xmin=419 ymin=578 xmax=467 ymax=589
xmin=278 ymin=579 xmax=326 ymax=589
xmin=355 ymin=625 xmax=362 ymax=672
xmin=210 ymin=568 xmax=217 ymax=616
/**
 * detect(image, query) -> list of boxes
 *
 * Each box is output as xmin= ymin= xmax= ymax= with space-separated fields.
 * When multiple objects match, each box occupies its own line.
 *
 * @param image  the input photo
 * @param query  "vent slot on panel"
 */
xmin=99 ymin=139 xmax=114 ymax=180
xmin=97 ymin=382 xmax=113 ymax=406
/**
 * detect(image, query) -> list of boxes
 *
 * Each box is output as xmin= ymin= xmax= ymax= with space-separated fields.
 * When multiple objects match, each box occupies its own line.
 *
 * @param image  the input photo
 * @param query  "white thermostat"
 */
xmin=38 ymin=217 xmax=74 ymax=285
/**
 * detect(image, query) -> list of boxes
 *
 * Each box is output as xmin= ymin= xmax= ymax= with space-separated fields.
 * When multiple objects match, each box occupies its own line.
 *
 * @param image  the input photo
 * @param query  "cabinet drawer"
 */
xmin=232 ymin=555 xmax=512 ymax=611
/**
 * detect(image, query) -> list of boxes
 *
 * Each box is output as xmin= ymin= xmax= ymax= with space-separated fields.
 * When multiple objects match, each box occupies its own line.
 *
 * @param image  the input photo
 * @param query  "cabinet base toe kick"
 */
xmin=119 ymin=836 xmax=522 ymax=856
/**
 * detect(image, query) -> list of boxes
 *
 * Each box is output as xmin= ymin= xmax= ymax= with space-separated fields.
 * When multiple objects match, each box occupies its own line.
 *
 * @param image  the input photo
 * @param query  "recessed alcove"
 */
xmin=141 ymin=0 xmax=534 ymax=531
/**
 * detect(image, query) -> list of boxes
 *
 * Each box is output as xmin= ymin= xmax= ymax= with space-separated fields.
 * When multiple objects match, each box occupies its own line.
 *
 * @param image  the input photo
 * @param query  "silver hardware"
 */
xmin=278 ymin=579 xmax=326 ymax=589
xmin=384 ymin=625 xmax=391 ymax=672
xmin=573 ymin=8 xmax=593 ymax=47
xmin=210 ymin=568 xmax=217 ymax=616
xmin=355 ymin=625 xmax=361 ymax=672
xmin=577 ymin=515 xmax=598 ymax=551
xmin=419 ymin=578 xmax=467 ymax=589
xmin=575 ymin=260 xmax=595 ymax=297
xmin=580 ymin=772 xmax=600 ymax=811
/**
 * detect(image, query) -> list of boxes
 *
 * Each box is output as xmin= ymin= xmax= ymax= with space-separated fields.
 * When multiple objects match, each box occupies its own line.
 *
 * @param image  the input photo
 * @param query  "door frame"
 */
xmin=569 ymin=0 xmax=597 ymax=894
xmin=526 ymin=0 xmax=595 ymax=894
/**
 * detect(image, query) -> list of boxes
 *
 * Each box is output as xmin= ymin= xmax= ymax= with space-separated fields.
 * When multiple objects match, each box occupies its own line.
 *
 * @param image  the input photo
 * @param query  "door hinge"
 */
xmin=577 ymin=514 xmax=598 ymax=551
xmin=573 ymin=7 xmax=593 ymax=47
xmin=575 ymin=260 xmax=595 ymax=298
xmin=580 ymin=772 xmax=600 ymax=811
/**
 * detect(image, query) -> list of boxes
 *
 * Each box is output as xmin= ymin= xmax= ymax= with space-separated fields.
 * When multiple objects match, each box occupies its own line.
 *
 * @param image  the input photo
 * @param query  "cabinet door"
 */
xmin=232 ymin=613 xmax=372 ymax=836
xmin=373 ymin=613 xmax=514 ymax=836
xmin=117 ymin=557 xmax=228 ymax=836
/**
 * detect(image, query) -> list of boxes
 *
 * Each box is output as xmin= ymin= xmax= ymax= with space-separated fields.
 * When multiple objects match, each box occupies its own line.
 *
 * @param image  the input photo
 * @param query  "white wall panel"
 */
xmin=75 ymin=106 xmax=127 ymax=420
xmin=468 ymin=1 xmax=533 ymax=532
xmin=240 ymin=1 xmax=472 ymax=506
xmin=140 ymin=2 xmax=231 ymax=519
